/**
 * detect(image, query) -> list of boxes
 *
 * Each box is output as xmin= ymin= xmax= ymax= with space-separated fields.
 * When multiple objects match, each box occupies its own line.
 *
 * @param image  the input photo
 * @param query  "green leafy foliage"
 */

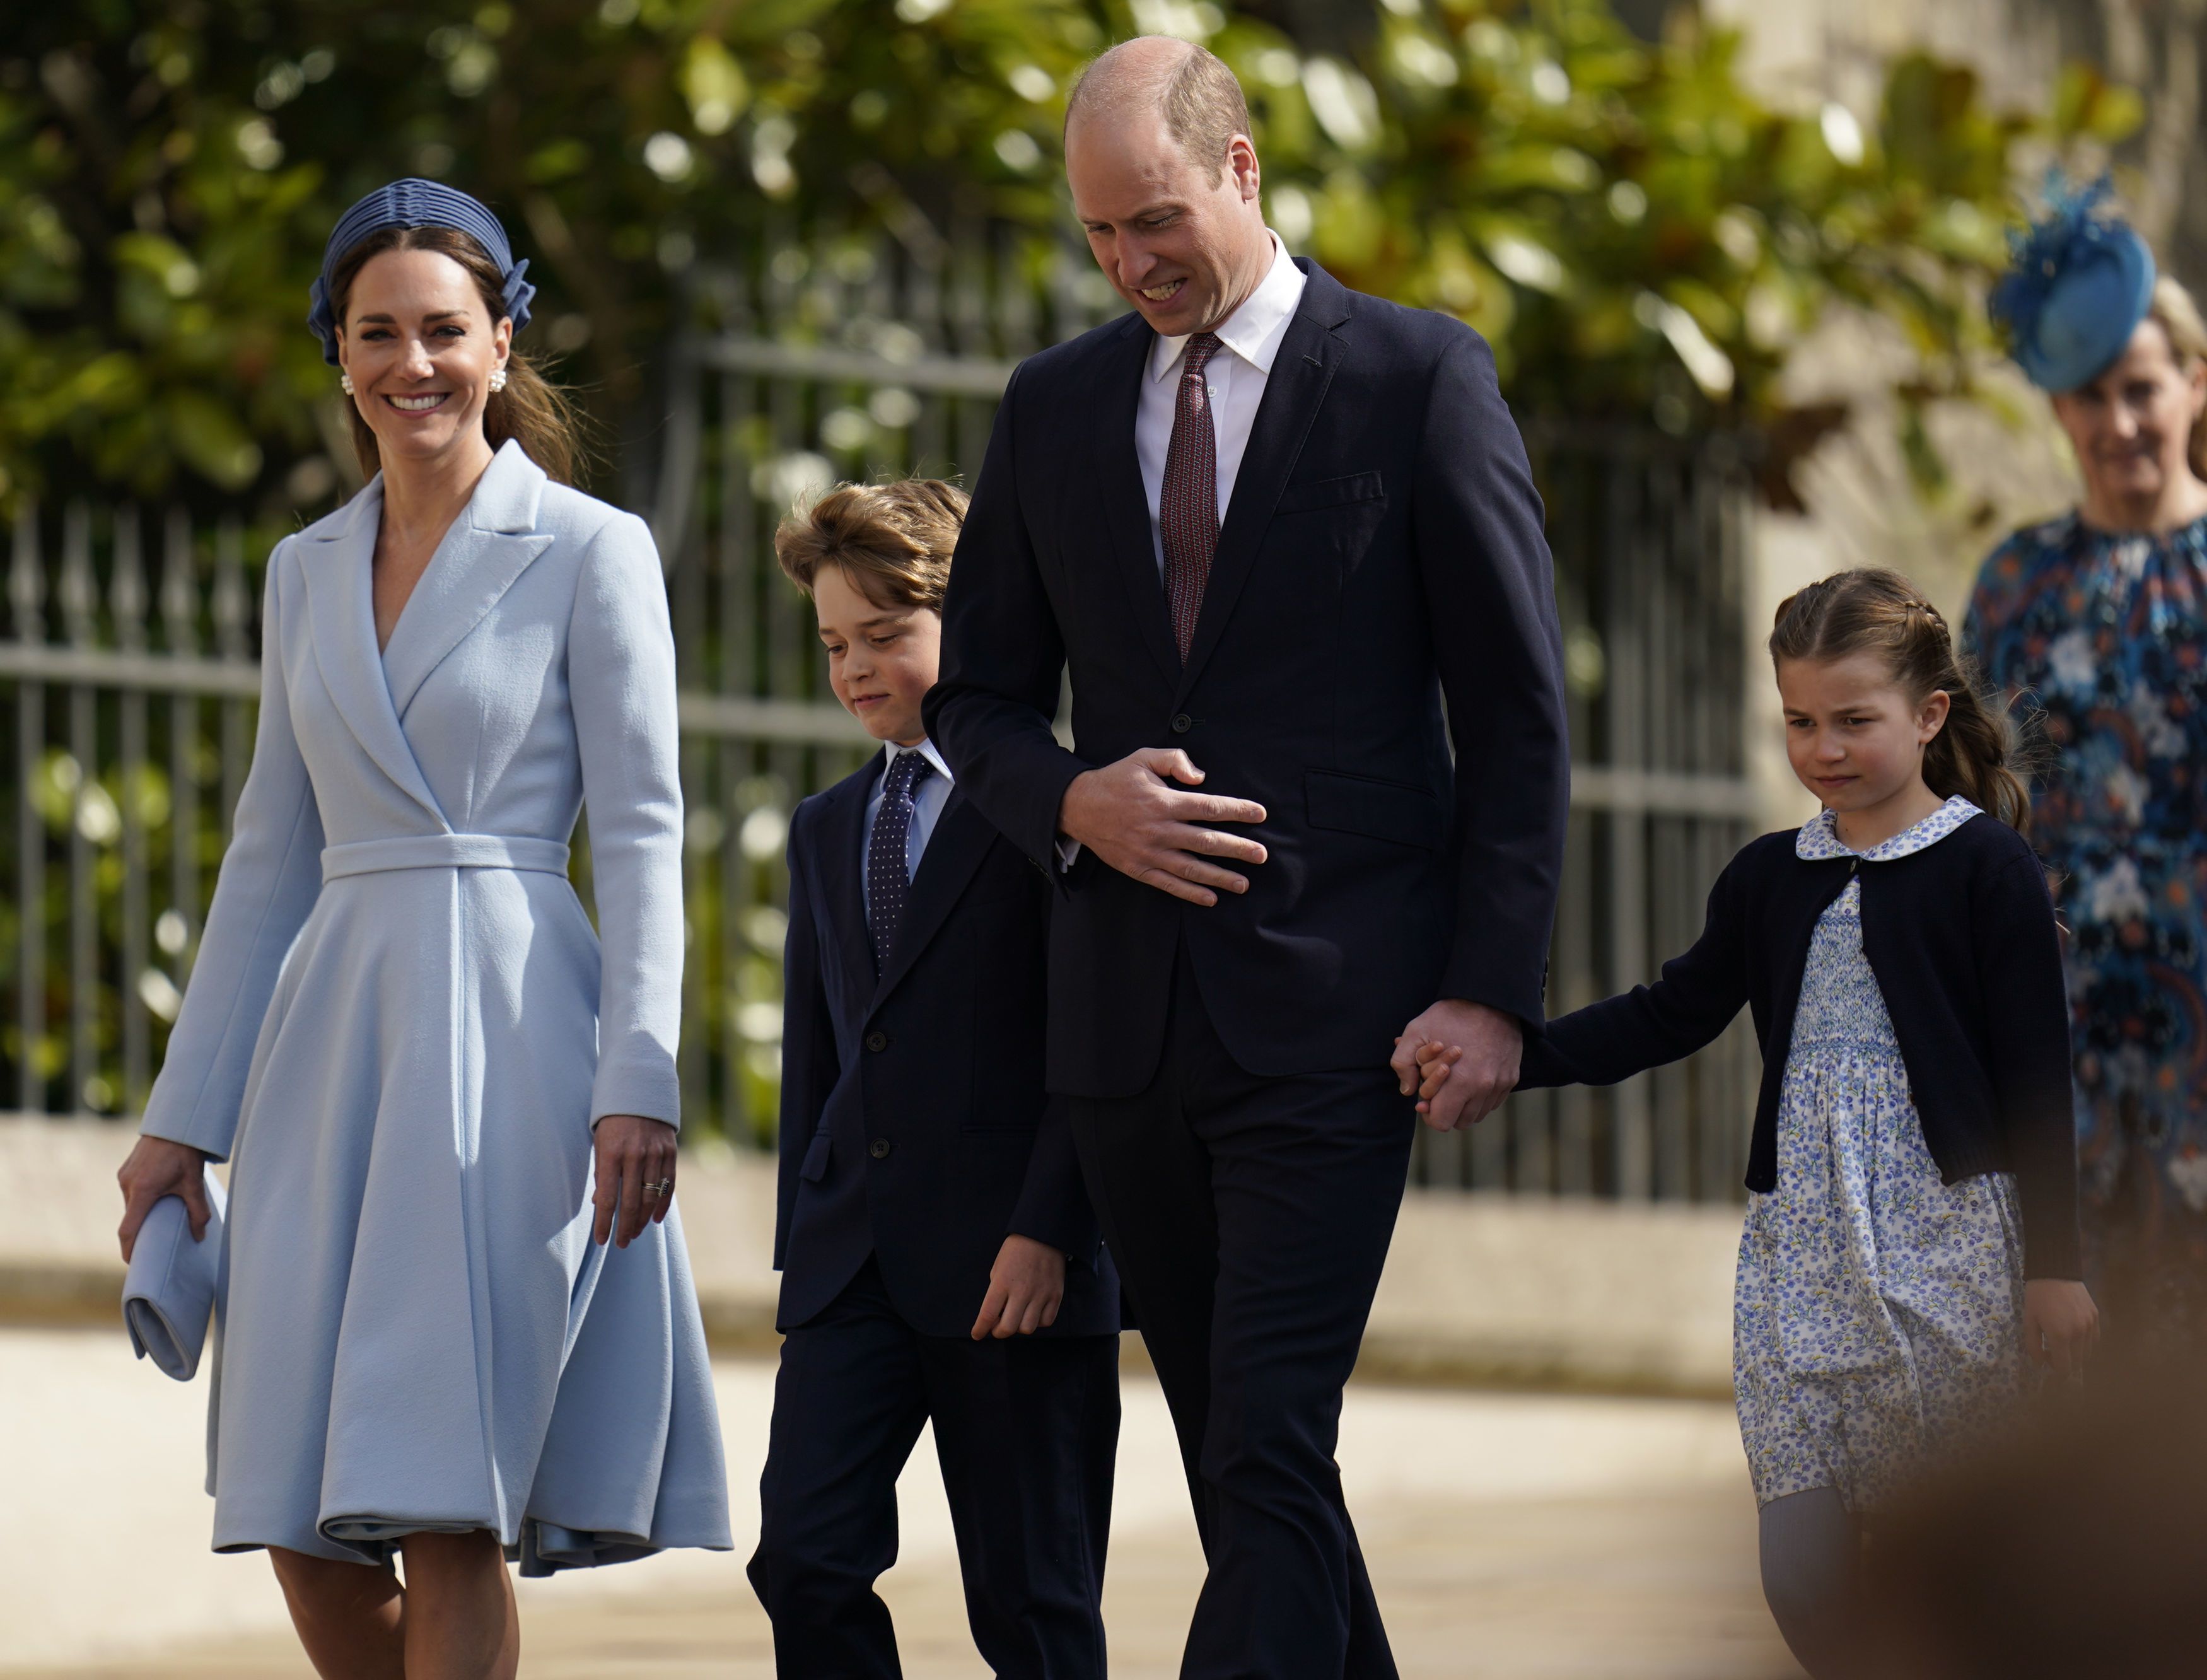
xmin=1214 ymin=0 xmax=2132 ymax=489
xmin=0 ymin=0 xmax=2140 ymax=513
xmin=1 ymin=0 xmax=1104 ymax=511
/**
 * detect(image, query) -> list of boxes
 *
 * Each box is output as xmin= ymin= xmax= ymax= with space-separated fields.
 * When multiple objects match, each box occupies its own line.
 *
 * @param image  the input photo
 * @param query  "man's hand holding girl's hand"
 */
xmin=1392 ymin=1000 xmax=1521 ymax=1131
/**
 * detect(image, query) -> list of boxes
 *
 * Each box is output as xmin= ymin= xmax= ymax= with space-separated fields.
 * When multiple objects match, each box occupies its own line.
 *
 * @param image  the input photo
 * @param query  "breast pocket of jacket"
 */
xmin=1271 ymin=472 xmax=1388 ymax=577
xmin=1305 ymin=768 xmax=1447 ymax=852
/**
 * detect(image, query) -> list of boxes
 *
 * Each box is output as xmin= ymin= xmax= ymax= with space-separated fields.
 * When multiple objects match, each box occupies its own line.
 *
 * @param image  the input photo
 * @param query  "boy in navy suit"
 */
xmin=748 ymin=479 xmax=1120 ymax=1676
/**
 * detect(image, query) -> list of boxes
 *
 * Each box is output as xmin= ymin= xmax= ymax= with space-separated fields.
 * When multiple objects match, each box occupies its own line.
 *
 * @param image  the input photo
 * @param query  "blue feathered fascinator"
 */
xmin=1989 ymin=173 xmax=2157 ymax=393
xmin=306 ymin=178 xmax=537 ymax=366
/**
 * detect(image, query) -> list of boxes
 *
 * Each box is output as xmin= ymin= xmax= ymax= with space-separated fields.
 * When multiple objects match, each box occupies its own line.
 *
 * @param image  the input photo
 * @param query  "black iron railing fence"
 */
xmin=1 ymin=230 xmax=1759 ymax=1201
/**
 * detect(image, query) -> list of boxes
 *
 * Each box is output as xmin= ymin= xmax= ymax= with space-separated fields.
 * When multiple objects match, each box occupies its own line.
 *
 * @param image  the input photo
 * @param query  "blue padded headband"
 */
xmin=306 ymin=178 xmax=537 ymax=366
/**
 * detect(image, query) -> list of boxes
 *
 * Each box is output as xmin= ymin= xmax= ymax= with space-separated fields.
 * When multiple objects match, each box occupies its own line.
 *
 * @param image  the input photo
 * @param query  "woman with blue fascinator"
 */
xmin=1967 ymin=177 xmax=2207 ymax=1358
xmin=111 ymin=180 xmax=731 ymax=1678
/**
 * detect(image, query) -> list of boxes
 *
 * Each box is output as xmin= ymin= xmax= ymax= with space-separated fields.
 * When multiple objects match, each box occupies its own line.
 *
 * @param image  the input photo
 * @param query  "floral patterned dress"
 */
xmin=1965 ymin=515 xmax=2207 ymax=1348
xmin=1733 ymin=798 xmax=2026 ymax=1512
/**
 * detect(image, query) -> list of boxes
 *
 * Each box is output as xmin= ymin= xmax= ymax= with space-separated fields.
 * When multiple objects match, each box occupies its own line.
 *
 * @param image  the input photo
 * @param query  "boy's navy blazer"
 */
xmin=772 ymin=752 xmax=1117 ymax=1338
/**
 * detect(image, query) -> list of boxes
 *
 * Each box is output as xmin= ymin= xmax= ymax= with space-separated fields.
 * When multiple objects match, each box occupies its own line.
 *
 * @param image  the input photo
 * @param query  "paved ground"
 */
xmin=10 ymin=1488 xmax=1789 ymax=1680
xmin=3 ymin=1327 xmax=1795 ymax=1679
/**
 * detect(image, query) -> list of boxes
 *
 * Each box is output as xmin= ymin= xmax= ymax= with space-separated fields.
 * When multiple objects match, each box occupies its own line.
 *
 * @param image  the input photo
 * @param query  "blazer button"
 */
xmin=865 ymin=1030 xmax=889 ymax=1053
xmin=1170 ymin=713 xmax=1193 ymax=734
xmin=869 ymin=1137 xmax=893 ymax=1160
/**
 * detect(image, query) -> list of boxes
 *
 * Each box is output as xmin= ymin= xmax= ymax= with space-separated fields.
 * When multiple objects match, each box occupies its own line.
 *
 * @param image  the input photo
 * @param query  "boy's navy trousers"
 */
xmin=748 ymin=1257 xmax=1120 ymax=1677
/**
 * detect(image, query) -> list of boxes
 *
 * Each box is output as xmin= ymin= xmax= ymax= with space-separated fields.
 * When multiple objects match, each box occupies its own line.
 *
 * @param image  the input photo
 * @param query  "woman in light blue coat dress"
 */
xmin=115 ymin=181 xmax=730 ymax=1680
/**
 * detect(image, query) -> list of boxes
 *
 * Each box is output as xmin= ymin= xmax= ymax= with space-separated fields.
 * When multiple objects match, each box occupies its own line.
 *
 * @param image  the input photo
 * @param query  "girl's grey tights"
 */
xmin=1758 ymin=1486 xmax=1859 ymax=1678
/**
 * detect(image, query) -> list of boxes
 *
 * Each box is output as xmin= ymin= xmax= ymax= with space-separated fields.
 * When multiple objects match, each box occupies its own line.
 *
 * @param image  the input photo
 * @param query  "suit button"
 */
xmin=865 ymin=1030 xmax=888 ymax=1053
xmin=869 ymin=1137 xmax=892 ymax=1160
xmin=1170 ymin=713 xmax=1192 ymax=734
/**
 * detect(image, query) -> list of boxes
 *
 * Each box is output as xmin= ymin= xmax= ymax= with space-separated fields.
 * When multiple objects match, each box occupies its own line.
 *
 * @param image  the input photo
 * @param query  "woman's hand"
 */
xmin=2023 ymin=1278 xmax=2100 ymax=1378
xmin=592 ymin=1114 xmax=678 ymax=1248
xmin=117 ymin=1136 xmax=214 ymax=1263
xmin=971 ymin=1235 xmax=1066 ymax=1340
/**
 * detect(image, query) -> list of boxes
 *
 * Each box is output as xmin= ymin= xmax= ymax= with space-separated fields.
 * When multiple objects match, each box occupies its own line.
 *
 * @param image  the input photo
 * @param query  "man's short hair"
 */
xmin=1067 ymin=39 xmax=1252 ymax=177
xmin=774 ymin=478 xmax=967 ymax=612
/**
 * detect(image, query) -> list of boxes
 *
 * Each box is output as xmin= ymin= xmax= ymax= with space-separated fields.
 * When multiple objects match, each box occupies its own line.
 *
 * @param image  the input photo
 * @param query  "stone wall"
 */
xmin=1 ymin=1116 xmax=1741 ymax=1399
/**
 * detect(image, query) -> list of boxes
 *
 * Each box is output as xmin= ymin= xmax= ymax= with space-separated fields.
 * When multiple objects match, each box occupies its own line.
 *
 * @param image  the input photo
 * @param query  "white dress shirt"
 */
xmin=1055 ymin=238 xmax=1308 ymax=874
xmin=861 ymin=737 xmax=955 ymax=918
xmin=1135 ymin=231 xmax=1310 ymax=578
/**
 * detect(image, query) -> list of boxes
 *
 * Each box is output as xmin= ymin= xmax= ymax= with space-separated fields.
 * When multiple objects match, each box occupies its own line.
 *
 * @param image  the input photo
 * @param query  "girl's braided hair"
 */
xmin=1769 ymin=567 xmax=2032 ymax=833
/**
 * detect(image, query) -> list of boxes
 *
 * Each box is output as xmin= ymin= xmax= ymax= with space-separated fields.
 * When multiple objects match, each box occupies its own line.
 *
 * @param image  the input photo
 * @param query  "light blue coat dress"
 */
xmin=139 ymin=440 xmax=731 ymax=1573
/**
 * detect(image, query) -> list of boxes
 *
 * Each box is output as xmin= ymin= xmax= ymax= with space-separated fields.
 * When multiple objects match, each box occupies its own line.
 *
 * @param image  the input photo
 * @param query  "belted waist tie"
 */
xmin=320 ymin=834 xmax=572 ymax=884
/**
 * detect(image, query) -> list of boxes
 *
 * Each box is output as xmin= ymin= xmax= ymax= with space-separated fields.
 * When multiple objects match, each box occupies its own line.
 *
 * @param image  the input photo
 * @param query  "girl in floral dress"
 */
xmin=1423 ymin=569 xmax=2098 ymax=1677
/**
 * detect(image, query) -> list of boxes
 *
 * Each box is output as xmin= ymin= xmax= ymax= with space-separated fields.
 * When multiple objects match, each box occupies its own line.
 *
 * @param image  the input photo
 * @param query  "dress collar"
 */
xmin=1148 ymin=232 xmax=1307 ymax=383
xmin=1795 ymin=795 xmax=1981 ymax=862
xmin=880 ymin=737 xmax=953 ymax=787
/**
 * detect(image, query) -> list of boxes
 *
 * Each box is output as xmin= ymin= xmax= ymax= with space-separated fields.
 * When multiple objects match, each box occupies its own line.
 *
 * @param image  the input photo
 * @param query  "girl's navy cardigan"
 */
xmin=1518 ymin=814 xmax=2081 ymax=1279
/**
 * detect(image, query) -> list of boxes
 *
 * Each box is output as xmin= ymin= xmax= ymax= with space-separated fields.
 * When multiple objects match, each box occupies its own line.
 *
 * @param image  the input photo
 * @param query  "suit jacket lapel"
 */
xmin=300 ymin=481 xmax=446 ymax=825
xmin=870 ymin=789 xmax=993 ymax=1012
xmin=1096 ymin=318 xmax=1184 ymax=687
xmin=814 ymin=761 xmax=880 ymax=1003
xmin=381 ymin=441 xmax=556 ymax=720
xmin=1179 ymin=262 xmax=1351 ymax=697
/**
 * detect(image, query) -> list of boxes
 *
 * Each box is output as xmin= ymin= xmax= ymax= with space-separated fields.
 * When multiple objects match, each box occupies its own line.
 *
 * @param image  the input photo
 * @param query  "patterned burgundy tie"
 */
xmin=1161 ymin=332 xmax=1223 ymax=663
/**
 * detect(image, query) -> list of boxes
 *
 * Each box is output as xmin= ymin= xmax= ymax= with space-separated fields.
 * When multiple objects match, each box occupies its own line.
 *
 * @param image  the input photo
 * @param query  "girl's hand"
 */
xmin=2022 ymin=1278 xmax=2100 ymax=1378
xmin=592 ymin=1114 xmax=678 ymax=1248
xmin=117 ymin=1136 xmax=214 ymax=1263
xmin=1394 ymin=1037 xmax=1461 ymax=1113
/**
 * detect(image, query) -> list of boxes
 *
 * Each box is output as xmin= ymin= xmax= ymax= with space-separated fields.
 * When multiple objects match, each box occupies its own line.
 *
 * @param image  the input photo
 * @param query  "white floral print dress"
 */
xmin=1733 ymin=796 xmax=2027 ymax=1512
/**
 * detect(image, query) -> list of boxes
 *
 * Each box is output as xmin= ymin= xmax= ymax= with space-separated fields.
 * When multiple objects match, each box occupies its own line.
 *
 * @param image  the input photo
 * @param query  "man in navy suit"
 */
xmin=923 ymin=38 xmax=1570 ymax=1679
xmin=748 ymin=479 xmax=1120 ymax=1677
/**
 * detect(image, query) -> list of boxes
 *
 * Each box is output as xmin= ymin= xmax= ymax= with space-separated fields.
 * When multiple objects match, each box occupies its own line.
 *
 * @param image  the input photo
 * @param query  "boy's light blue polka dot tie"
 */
xmin=866 ymin=751 xmax=934 ymax=971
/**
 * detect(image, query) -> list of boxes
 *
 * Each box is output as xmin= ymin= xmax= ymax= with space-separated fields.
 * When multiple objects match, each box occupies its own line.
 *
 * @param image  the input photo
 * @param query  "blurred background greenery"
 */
xmin=1 ymin=0 xmax=2145 ymax=523
xmin=0 ymin=0 xmax=2155 ymax=1148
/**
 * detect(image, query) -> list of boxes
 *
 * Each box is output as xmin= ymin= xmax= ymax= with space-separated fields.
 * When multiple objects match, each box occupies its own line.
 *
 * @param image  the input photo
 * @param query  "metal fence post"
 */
xmin=115 ymin=509 xmax=151 ymax=1111
xmin=11 ymin=502 xmax=45 ymax=1113
xmin=61 ymin=504 xmax=98 ymax=1114
xmin=0 ymin=242 xmax=1760 ymax=1204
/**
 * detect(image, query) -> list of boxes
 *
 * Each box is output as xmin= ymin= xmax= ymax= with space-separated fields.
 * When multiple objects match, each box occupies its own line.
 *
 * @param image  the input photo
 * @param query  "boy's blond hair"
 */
xmin=773 ymin=479 xmax=967 ymax=611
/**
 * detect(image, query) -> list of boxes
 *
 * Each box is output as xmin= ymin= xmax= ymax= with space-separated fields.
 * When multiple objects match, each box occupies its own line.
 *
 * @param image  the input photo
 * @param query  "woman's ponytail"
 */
xmin=1769 ymin=567 xmax=2033 ymax=834
xmin=480 ymin=352 xmax=581 ymax=487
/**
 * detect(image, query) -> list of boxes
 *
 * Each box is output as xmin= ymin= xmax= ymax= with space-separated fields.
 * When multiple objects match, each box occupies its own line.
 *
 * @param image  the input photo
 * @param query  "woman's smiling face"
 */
xmin=337 ymin=247 xmax=510 ymax=469
xmin=2053 ymin=318 xmax=2207 ymax=520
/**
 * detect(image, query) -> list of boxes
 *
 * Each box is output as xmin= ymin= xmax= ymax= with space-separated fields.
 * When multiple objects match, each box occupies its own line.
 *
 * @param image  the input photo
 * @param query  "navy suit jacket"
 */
xmin=772 ymin=754 xmax=1118 ymax=1338
xmin=924 ymin=261 xmax=1571 ymax=1097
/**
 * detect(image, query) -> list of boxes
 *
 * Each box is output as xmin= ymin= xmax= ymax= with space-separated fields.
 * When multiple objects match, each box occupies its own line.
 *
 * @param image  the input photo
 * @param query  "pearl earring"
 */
xmin=488 ymin=368 xmax=508 ymax=394
xmin=339 ymin=371 xmax=355 ymax=396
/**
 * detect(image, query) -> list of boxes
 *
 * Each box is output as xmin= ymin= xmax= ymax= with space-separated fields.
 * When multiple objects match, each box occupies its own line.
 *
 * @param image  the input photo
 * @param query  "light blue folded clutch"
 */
xmin=121 ymin=1167 xmax=226 ymax=1381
